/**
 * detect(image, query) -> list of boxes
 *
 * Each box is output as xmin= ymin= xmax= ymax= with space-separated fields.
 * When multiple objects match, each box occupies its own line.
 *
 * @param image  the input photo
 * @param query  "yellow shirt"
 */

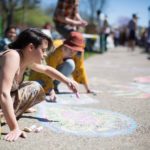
xmin=29 ymin=45 xmax=88 ymax=93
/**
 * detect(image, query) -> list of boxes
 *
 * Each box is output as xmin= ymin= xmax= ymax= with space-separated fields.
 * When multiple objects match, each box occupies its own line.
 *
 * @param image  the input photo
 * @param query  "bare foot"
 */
xmin=0 ymin=110 xmax=4 ymax=117
xmin=0 ymin=111 xmax=6 ymax=125
xmin=25 ymin=108 xmax=36 ymax=113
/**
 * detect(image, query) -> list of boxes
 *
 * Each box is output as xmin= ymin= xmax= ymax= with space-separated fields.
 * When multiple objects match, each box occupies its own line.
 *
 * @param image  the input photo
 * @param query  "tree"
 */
xmin=0 ymin=0 xmax=40 ymax=29
xmin=82 ymin=0 xmax=107 ymax=23
xmin=14 ymin=8 xmax=52 ymax=27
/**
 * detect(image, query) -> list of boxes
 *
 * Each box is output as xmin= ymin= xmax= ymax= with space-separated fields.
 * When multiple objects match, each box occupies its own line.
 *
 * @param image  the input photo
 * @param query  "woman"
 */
xmin=0 ymin=26 xmax=17 ymax=51
xmin=29 ymin=31 xmax=93 ymax=102
xmin=53 ymin=0 xmax=88 ymax=38
xmin=0 ymin=28 xmax=78 ymax=142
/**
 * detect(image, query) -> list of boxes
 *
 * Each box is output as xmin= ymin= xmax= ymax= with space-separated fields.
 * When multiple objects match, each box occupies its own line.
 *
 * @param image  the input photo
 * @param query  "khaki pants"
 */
xmin=0 ymin=81 xmax=45 ymax=118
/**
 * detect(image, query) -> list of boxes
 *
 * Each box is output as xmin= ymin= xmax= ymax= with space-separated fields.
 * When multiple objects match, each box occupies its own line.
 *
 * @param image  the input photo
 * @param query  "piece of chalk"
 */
xmin=24 ymin=127 xmax=32 ymax=132
xmin=76 ymin=92 xmax=80 ymax=98
xmin=34 ymin=126 xmax=43 ymax=133
xmin=30 ymin=125 xmax=37 ymax=130
xmin=23 ymin=125 xmax=37 ymax=132
xmin=92 ymin=92 xmax=97 ymax=96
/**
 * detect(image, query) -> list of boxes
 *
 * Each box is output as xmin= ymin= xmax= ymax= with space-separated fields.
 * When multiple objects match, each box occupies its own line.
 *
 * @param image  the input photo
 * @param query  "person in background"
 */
xmin=128 ymin=14 xmax=138 ymax=50
xmin=0 ymin=28 xmax=78 ymax=142
xmin=145 ymin=21 xmax=150 ymax=54
xmin=114 ymin=28 xmax=120 ymax=47
xmin=53 ymin=0 xmax=88 ymax=39
xmin=96 ymin=10 xmax=110 ymax=53
xmin=0 ymin=26 xmax=17 ymax=51
xmin=41 ymin=22 xmax=52 ymax=38
xmin=29 ymin=31 xmax=93 ymax=102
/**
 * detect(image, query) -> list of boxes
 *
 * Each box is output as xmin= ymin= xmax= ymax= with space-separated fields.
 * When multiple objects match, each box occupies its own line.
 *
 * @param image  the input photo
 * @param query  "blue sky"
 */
xmin=41 ymin=0 xmax=150 ymax=27
xmin=106 ymin=0 xmax=150 ymax=27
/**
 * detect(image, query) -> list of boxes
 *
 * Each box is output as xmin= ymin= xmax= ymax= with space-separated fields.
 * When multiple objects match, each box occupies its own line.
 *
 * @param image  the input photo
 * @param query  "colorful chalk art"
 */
xmin=110 ymin=82 xmax=150 ymax=99
xmin=36 ymin=101 xmax=137 ymax=137
xmin=46 ymin=94 xmax=99 ymax=105
xmin=90 ymin=77 xmax=150 ymax=99
xmin=134 ymin=76 xmax=150 ymax=84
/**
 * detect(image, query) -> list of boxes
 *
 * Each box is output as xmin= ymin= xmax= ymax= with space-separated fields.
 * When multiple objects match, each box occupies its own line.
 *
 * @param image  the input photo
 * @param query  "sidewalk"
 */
xmin=1 ymin=46 xmax=150 ymax=150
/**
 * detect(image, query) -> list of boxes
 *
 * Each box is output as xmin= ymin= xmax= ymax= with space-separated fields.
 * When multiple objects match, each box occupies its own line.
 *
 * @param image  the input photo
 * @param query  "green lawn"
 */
xmin=84 ymin=51 xmax=96 ymax=59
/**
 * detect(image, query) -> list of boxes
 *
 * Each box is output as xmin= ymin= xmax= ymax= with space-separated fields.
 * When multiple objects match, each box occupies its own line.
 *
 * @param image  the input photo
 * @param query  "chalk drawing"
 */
xmin=46 ymin=94 xmax=99 ymax=105
xmin=90 ymin=76 xmax=150 ymax=99
xmin=134 ymin=76 xmax=150 ymax=84
xmin=110 ymin=82 xmax=150 ymax=99
xmin=36 ymin=103 xmax=137 ymax=137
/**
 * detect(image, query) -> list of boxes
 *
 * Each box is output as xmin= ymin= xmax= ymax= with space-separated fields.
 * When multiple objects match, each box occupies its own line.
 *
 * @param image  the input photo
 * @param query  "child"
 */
xmin=29 ymin=31 xmax=93 ymax=102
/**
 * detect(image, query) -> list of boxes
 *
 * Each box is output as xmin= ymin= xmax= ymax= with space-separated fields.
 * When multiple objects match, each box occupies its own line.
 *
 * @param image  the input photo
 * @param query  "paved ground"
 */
xmin=1 ymin=46 xmax=150 ymax=150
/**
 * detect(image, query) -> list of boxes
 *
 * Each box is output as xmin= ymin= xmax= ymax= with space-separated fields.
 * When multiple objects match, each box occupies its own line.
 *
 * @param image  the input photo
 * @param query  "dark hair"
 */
xmin=8 ymin=28 xmax=53 ymax=50
xmin=43 ymin=22 xmax=51 ymax=29
xmin=4 ymin=25 xmax=16 ymax=36
xmin=132 ymin=14 xmax=138 ymax=19
xmin=97 ymin=10 xmax=101 ymax=16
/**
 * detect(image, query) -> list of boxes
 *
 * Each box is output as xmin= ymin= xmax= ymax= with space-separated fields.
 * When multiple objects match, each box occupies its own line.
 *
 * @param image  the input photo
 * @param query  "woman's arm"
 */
xmin=56 ymin=15 xmax=84 ymax=27
xmin=83 ymin=83 xmax=94 ymax=93
xmin=75 ymin=13 xmax=88 ymax=26
xmin=30 ymin=63 xmax=78 ymax=93
xmin=0 ymin=51 xmax=26 ymax=141
xmin=72 ymin=53 xmax=93 ymax=93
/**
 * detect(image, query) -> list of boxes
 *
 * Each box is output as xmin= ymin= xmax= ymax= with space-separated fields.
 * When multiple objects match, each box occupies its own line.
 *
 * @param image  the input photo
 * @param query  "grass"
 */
xmin=84 ymin=51 xmax=96 ymax=59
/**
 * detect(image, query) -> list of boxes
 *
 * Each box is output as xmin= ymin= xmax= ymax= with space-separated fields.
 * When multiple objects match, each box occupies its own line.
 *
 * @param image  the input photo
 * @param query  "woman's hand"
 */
xmin=81 ymin=20 xmax=88 ymax=26
xmin=84 ymin=84 xmax=96 ymax=94
xmin=66 ymin=79 xmax=78 ymax=94
xmin=4 ymin=128 xmax=27 ymax=142
xmin=47 ymin=89 xmax=57 ymax=102
xmin=86 ymin=88 xmax=96 ymax=94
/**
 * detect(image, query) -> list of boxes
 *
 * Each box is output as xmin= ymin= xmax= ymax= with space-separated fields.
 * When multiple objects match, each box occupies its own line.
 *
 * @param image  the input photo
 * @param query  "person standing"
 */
xmin=96 ymin=10 xmax=109 ymax=53
xmin=145 ymin=21 xmax=150 ymax=54
xmin=53 ymin=0 xmax=88 ymax=39
xmin=128 ymin=14 xmax=138 ymax=50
